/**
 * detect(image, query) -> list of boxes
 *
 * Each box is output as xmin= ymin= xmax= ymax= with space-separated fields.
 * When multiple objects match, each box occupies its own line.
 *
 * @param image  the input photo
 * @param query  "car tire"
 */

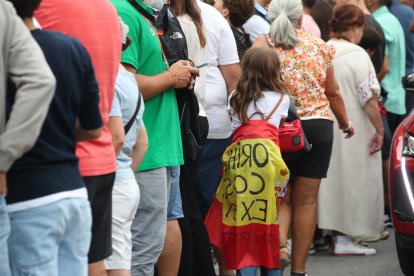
xmin=396 ymin=234 xmax=414 ymax=275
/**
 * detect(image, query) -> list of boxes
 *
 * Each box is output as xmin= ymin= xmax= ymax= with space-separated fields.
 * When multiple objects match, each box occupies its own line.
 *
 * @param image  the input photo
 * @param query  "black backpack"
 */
xmin=127 ymin=0 xmax=208 ymax=161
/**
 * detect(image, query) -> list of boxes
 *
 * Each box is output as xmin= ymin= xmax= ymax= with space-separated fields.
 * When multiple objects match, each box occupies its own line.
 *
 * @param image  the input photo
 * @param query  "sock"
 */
xmin=335 ymin=235 xmax=350 ymax=245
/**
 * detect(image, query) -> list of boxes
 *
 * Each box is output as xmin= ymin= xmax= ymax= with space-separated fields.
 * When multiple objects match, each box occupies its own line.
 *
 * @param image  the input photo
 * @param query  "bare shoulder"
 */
xmin=252 ymin=35 xmax=270 ymax=49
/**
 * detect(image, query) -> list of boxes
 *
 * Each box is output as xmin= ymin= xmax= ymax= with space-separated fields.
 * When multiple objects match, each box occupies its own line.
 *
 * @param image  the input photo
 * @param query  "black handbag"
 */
xmin=403 ymin=73 xmax=414 ymax=93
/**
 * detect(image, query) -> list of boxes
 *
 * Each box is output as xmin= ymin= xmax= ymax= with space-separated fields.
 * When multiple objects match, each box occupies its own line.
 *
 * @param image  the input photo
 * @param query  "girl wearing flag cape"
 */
xmin=205 ymin=47 xmax=290 ymax=276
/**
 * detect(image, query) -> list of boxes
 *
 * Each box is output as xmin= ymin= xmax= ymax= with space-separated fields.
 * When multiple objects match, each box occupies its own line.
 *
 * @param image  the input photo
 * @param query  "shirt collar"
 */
xmin=372 ymin=6 xmax=389 ymax=17
xmin=255 ymin=2 xmax=268 ymax=16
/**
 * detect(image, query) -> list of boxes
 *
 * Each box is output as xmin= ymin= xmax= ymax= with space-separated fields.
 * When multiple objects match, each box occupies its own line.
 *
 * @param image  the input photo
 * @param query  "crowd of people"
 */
xmin=0 ymin=0 xmax=413 ymax=276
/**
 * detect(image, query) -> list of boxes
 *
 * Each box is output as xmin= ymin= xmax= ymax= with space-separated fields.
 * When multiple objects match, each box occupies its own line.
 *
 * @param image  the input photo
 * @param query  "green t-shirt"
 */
xmin=111 ymin=0 xmax=183 ymax=171
xmin=373 ymin=6 xmax=407 ymax=115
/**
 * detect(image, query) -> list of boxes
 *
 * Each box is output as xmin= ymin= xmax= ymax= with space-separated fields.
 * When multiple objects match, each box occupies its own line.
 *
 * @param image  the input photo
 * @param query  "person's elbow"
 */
xmin=76 ymin=127 xmax=103 ymax=141
xmin=141 ymin=137 xmax=149 ymax=153
xmin=112 ymin=133 xmax=125 ymax=154
xmin=41 ymin=64 xmax=57 ymax=92
xmin=383 ymin=63 xmax=389 ymax=76
xmin=87 ymin=127 xmax=103 ymax=140
xmin=37 ymin=71 xmax=56 ymax=105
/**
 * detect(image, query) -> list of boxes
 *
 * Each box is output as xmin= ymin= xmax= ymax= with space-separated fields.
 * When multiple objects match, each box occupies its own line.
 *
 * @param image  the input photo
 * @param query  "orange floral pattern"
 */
xmin=274 ymin=30 xmax=334 ymax=120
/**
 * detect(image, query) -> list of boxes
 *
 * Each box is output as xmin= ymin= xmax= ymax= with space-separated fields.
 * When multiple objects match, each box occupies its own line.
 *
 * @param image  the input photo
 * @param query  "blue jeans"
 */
xmin=237 ymin=266 xmax=281 ymax=276
xmin=0 ymin=196 xmax=11 ymax=276
xmin=8 ymin=198 xmax=92 ymax=276
xmin=167 ymin=166 xmax=183 ymax=220
xmin=197 ymin=137 xmax=232 ymax=217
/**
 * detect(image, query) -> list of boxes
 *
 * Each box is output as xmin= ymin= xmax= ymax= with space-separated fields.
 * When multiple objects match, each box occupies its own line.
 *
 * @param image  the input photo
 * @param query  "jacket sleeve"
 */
xmin=0 ymin=4 xmax=56 ymax=172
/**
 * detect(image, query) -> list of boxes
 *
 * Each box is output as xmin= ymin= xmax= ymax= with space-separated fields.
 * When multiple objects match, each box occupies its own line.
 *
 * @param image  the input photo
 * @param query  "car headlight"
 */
xmin=403 ymin=133 xmax=414 ymax=157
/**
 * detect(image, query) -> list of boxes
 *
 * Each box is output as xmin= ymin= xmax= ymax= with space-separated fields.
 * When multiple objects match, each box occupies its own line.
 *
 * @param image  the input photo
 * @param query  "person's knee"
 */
xmin=165 ymin=220 xmax=182 ymax=246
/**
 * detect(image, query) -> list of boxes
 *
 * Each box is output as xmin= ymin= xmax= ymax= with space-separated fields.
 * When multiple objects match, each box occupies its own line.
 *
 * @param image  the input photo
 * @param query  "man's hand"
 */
xmin=369 ymin=132 xmax=384 ymax=154
xmin=169 ymin=61 xmax=200 ymax=89
xmin=0 ymin=171 xmax=7 ymax=195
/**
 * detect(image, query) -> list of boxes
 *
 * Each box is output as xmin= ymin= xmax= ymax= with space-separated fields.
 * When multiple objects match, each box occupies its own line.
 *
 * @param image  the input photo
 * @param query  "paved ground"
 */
xmin=284 ymin=230 xmax=404 ymax=276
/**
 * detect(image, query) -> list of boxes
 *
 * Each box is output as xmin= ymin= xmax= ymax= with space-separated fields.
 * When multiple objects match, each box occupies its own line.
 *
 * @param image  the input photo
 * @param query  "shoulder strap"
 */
xmin=127 ymin=0 xmax=170 ymax=34
xmin=127 ymin=0 xmax=155 ymax=23
xmin=265 ymin=93 xmax=285 ymax=121
xmin=124 ymin=94 xmax=142 ymax=135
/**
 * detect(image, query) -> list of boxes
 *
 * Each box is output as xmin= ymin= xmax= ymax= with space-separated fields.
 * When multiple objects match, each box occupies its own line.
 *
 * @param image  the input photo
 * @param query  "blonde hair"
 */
xmin=268 ymin=0 xmax=303 ymax=49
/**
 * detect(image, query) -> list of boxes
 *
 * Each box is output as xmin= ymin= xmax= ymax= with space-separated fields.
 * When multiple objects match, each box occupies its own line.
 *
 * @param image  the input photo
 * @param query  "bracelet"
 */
xmin=341 ymin=121 xmax=352 ymax=132
xmin=167 ymin=69 xmax=177 ymax=86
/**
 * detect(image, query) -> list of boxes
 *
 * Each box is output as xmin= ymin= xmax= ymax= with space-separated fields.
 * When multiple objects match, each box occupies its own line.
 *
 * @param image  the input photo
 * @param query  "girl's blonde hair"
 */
xmin=230 ymin=47 xmax=286 ymax=123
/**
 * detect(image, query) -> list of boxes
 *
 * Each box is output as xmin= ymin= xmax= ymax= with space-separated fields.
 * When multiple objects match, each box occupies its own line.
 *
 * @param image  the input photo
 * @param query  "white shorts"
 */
xmin=104 ymin=178 xmax=140 ymax=270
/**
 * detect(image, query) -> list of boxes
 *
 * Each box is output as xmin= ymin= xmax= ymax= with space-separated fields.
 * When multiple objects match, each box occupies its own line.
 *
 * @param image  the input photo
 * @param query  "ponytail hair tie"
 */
xmin=279 ymin=11 xmax=287 ymax=17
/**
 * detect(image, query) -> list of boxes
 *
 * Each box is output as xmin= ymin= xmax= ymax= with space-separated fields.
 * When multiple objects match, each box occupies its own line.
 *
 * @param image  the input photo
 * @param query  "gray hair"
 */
xmin=268 ymin=0 xmax=303 ymax=49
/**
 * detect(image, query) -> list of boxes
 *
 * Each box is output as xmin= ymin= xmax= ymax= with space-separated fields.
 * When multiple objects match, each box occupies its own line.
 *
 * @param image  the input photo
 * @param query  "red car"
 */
xmin=390 ymin=73 xmax=414 ymax=275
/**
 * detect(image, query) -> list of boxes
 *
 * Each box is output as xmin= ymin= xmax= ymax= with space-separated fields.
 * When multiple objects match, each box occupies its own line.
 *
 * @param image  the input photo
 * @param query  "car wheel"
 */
xmin=396 ymin=234 xmax=414 ymax=275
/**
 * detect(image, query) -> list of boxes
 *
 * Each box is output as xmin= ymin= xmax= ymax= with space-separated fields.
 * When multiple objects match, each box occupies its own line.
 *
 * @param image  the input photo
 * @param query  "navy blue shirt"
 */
xmin=6 ymin=29 xmax=102 ymax=204
xmin=390 ymin=0 xmax=414 ymax=74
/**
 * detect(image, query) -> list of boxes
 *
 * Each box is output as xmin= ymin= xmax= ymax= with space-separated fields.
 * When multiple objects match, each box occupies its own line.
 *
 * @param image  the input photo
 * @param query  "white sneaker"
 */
xmin=333 ymin=240 xmax=377 ymax=256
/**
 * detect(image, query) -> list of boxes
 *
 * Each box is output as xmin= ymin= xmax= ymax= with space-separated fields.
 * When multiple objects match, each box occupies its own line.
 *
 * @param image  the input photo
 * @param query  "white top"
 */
xmin=328 ymin=39 xmax=380 ymax=105
xmin=110 ymin=71 xmax=144 ymax=181
xmin=177 ymin=13 xmax=208 ymax=117
xmin=7 ymin=188 xmax=87 ymax=213
xmin=318 ymin=39 xmax=383 ymax=237
xmin=243 ymin=15 xmax=270 ymax=43
xmin=198 ymin=1 xmax=240 ymax=139
xmin=227 ymin=91 xmax=290 ymax=132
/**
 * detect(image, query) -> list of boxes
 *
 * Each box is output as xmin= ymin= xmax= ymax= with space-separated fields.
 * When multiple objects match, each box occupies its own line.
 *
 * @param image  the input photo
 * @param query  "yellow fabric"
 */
xmin=216 ymin=138 xmax=289 ymax=227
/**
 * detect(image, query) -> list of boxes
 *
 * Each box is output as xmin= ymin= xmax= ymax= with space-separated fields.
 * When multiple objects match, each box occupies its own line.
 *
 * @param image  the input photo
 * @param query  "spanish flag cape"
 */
xmin=205 ymin=113 xmax=290 ymax=270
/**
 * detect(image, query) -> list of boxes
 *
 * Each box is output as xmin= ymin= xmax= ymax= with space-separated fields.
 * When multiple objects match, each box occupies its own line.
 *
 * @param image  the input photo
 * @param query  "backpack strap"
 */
xmin=265 ymin=93 xmax=285 ymax=121
xmin=127 ymin=0 xmax=154 ymax=23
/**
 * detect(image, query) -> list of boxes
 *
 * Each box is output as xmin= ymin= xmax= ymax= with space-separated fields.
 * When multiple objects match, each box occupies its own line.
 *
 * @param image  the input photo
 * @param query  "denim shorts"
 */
xmin=167 ymin=166 xmax=184 ymax=220
xmin=237 ymin=266 xmax=281 ymax=276
xmin=0 ymin=196 xmax=11 ymax=276
xmin=8 ymin=198 xmax=91 ymax=276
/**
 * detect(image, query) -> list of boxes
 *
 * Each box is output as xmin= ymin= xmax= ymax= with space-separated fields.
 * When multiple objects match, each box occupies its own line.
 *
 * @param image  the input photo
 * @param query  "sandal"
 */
xmin=291 ymin=272 xmax=308 ymax=276
xmin=280 ymin=245 xmax=291 ymax=274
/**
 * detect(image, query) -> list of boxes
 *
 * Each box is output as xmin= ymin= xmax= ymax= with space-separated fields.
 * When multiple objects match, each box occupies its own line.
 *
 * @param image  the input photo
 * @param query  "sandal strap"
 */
xmin=291 ymin=272 xmax=308 ymax=276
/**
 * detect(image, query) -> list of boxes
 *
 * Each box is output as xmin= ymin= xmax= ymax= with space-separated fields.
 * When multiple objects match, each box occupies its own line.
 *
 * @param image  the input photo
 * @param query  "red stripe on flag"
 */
xmin=205 ymin=198 xmax=281 ymax=270
xmin=233 ymin=120 xmax=280 ymax=146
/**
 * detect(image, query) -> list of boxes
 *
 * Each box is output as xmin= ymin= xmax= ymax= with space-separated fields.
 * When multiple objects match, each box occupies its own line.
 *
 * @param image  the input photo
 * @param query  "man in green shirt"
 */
xmin=367 ymin=0 xmax=407 ymax=132
xmin=110 ymin=0 xmax=199 ymax=275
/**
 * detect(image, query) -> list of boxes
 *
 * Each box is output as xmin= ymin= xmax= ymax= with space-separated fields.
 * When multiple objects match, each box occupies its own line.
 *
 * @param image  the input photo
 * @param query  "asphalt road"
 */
xmin=285 ymin=230 xmax=404 ymax=276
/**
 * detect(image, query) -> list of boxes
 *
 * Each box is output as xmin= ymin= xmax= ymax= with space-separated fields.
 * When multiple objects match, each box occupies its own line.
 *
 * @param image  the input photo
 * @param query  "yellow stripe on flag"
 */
xmin=215 ymin=138 xmax=289 ymax=227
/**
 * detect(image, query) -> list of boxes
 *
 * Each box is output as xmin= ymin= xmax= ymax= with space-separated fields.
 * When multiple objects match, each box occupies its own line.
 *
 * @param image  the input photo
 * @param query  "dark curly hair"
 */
xmin=302 ymin=0 xmax=317 ymax=8
xmin=330 ymin=4 xmax=365 ymax=34
xmin=8 ymin=0 xmax=41 ymax=18
xmin=359 ymin=24 xmax=382 ymax=51
xmin=223 ymin=0 xmax=255 ymax=28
